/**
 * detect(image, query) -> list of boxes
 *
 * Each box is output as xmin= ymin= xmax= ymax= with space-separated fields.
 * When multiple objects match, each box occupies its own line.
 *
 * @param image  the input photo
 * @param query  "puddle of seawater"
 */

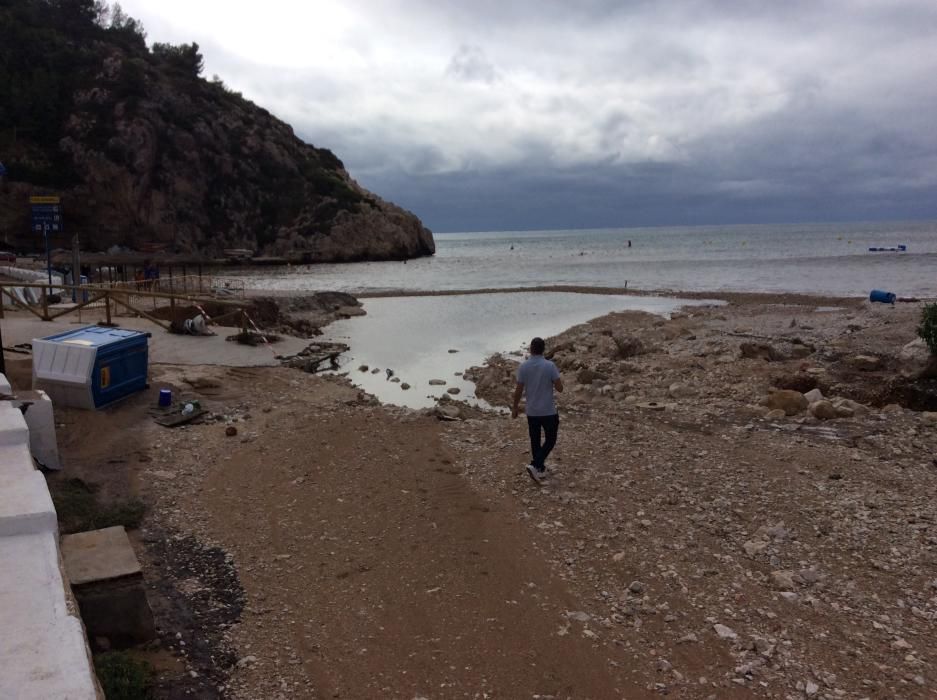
xmin=322 ymin=292 xmax=722 ymax=409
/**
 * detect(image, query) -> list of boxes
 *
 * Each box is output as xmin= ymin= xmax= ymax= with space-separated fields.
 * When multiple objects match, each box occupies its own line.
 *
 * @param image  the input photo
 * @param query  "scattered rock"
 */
xmin=611 ymin=335 xmax=647 ymax=359
xmin=400 ymin=383 xmax=411 ymax=390
xmin=434 ymin=405 xmax=461 ymax=421
xmin=763 ymin=408 xmax=787 ymax=421
xmin=808 ymin=400 xmax=838 ymax=420
xmin=428 ymin=379 xmax=447 ymax=386
xmin=896 ymin=338 xmax=937 ymax=379
xmin=576 ymin=368 xmax=608 ymax=385
xmin=225 ymin=426 xmax=238 ymax=437
xmin=770 ymin=570 xmax=796 ymax=591
xmin=713 ymin=624 xmax=737 ymax=640
xmin=763 ymin=390 xmax=808 ymax=416
xmin=834 ymin=398 xmax=869 ymax=416
xmin=846 ymin=354 xmax=883 ymax=371
xmin=628 ymin=580 xmax=645 ymax=595
xmin=448 ymin=349 xmax=459 ymax=353
xmin=358 ymin=365 xmax=369 ymax=372
xmin=740 ymin=342 xmax=786 ymax=361
xmin=447 ymin=387 xmax=461 ymax=395
xmin=567 ymin=611 xmax=591 ymax=622
xmin=668 ymin=382 xmax=694 ymax=399
xmin=803 ymin=388 xmax=824 ymax=403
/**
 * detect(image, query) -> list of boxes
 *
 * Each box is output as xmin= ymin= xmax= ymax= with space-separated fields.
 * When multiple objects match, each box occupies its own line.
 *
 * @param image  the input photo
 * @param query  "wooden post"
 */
xmin=198 ymin=263 xmax=203 ymax=294
xmin=105 ymin=291 xmax=112 ymax=326
xmin=41 ymin=287 xmax=49 ymax=321
xmin=0 ymin=284 xmax=5 ymax=318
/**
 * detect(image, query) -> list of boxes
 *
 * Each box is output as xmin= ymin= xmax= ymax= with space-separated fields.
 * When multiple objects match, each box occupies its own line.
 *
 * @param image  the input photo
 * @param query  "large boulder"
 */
xmin=763 ymin=390 xmax=809 ymax=416
xmin=896 ymin=338 xmax=937 ymax=379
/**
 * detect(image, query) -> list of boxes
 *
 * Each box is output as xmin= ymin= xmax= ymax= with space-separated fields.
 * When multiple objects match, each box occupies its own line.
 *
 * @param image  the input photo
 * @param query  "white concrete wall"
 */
xmin=0 ymin=373 xmax=99 ymax=698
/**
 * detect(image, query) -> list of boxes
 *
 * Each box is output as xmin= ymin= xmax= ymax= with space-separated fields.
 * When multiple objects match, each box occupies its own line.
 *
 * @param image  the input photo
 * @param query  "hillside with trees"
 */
xmin=0 ymin=0 xmax=435 ymax=261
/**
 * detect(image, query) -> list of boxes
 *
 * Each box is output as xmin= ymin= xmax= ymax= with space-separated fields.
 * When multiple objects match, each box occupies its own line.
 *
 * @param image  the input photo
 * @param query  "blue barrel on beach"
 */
xmin=869 ymin=289 xmax=896 ymax=304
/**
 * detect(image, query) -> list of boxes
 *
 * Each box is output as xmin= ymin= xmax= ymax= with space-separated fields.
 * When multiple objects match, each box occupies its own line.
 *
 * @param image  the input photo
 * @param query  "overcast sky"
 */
xmin=119 ymin=1 xmax=937 ymax=232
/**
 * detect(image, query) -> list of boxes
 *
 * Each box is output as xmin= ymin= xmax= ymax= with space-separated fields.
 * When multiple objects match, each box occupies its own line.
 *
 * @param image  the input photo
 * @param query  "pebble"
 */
xmin=713 ymin=624 xmax=737 ymax=640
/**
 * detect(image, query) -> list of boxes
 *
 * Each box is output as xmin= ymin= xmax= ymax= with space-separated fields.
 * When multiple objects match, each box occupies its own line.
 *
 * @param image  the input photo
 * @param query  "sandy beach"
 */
xmin=6 ymin=287 xmax=937 ymax=699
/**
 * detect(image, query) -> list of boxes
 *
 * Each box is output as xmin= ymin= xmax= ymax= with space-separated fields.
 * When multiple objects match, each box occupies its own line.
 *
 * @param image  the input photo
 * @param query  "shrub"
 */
xmin=918 ymin=303 xmax=937 ymax=356
xmin=94 ymin=652 xmax=153 ymax=700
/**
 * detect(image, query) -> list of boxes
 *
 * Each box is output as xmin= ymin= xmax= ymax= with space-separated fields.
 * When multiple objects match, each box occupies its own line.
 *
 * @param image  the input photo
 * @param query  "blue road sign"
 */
xmin=30 ymin=203 xmax=63 ymax=233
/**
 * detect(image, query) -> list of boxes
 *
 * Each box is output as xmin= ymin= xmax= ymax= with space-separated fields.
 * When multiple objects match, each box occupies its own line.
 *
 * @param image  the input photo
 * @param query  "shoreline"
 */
xmin=257 ymin=283 xmax=879 ymax=309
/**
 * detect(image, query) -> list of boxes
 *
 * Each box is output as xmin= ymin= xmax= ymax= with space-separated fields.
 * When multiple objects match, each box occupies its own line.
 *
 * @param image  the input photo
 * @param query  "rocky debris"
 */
xmin=713 ymin=624 xmax=738 ymax=640
xmin=846 ymin=354 xmax=883 ymax=371
xmin=447 ymin=387 xmax=461 ymax=395
xmin=450 ymin=298 xmax=937 ymax=699
xmin=808 ymin=400 xmax=838 ymax=420
xmin=740 ymin=342 xmax=787 ymax=361
xmin=803 ymin=388 xmax=824 ymax=403
xmin=428 ymin=379 xmax=447 ymax=386
xmin=400 ymin=383 xmax=411 ymax=390
xmin=611 ymin=334 xmax=649 ymax=359
xmin=278 ymin=341 xmax=349 ymax=373
xmin=225 ymin=426 xmax=238 ymax=437
xmin=897 ymin=338 xmax=937 ymax=379
xmin=434 ymin=405 xmax=461 ymax=421
xmin=763 ymin=389 xmax=809 ymax=415
xmin=668 ymin=382 xmax=694 ymax=399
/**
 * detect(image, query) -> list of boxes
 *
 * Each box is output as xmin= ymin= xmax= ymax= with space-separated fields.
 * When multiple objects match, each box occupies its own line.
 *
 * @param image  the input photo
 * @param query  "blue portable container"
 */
xmin=32 ymin=326 xmax=150 ymax=409
xmin=869 ymin=289 xmax=896 ymax=304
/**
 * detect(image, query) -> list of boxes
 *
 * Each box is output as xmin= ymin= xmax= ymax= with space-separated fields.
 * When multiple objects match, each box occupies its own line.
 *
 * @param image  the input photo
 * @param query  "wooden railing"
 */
xmin=0 ymin=282 xmax=249 ymax=331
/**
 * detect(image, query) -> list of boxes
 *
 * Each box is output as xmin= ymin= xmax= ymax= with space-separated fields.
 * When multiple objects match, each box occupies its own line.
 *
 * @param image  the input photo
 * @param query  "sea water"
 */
xmin=231 ymin=220 xmax=937 ymax=298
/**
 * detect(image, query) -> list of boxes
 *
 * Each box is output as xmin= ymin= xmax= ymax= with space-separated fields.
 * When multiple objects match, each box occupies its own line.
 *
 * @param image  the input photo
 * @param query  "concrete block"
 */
xmin=61 ymin=526 xmax=155 ymax=648
xmin=0 ymin=471 xmax=57 ymax=537
xmin=15 ymin=390 xmax=61 ymax=470
xmin=0 ymin=442 xmax=36 ymax=479
xmin=0 ymin=533 xmax=98 ymax=700
xmin=0 ymin=402 xmax=29 ymax=448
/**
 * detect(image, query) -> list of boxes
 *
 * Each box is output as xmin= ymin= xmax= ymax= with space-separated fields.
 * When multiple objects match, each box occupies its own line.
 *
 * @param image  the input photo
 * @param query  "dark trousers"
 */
xmin=527 ymin=414 xmax=559 ymax=470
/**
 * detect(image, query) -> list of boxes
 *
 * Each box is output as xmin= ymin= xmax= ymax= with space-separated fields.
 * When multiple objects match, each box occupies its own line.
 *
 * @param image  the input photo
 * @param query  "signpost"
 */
xmin=29 ymin=195 xmax=62 ymax=285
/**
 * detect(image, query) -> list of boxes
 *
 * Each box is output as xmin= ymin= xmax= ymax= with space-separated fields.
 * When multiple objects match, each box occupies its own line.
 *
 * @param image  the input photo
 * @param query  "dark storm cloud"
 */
xmin=122 ymin=0 xmax=937 ymax=230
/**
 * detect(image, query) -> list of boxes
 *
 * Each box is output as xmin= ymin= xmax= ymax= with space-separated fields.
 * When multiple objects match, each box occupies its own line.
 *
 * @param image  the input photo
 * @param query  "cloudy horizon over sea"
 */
xmin=231 ymin=220 xmax=937 ymax=299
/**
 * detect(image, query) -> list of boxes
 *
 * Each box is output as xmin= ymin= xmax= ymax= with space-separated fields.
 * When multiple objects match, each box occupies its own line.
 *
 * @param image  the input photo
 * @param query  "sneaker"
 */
xmin=526 ymin=464 xmax=543 ymax=484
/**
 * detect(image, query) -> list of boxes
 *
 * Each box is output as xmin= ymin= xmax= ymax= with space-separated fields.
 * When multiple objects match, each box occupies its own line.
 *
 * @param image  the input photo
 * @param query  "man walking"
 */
xmin=512 ymin=337 xmax=563 ymax=484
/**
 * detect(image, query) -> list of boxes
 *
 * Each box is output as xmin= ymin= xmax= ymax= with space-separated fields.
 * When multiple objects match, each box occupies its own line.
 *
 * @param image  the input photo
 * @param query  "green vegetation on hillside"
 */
xmin=0 ymin=0 xmax=380 ymax=253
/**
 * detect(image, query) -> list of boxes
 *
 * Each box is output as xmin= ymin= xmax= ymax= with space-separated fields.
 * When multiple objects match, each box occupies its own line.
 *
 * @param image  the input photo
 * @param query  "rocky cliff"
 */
xmin=0 ymin=0 xmax=434 ymax=261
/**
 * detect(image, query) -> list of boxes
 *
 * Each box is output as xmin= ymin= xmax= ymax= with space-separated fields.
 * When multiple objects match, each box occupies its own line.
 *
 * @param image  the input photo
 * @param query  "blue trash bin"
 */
xmin=869 ymin=289 xmax=896 ymax=304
